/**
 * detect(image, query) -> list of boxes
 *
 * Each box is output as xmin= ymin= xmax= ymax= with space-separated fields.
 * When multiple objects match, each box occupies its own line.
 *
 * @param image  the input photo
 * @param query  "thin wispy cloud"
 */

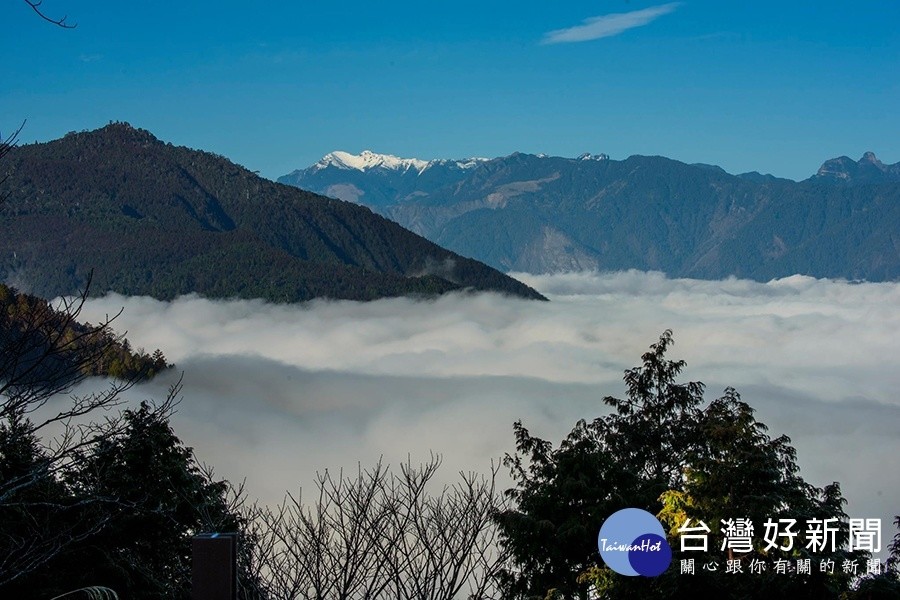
xmin=542 ymin=2 xmax=682 ymax=44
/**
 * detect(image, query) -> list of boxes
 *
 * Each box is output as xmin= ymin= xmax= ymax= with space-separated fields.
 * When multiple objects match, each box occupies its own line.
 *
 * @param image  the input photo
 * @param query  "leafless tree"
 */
xmin=0 ymin=274 xmax=177 ymax=586
xmin=1 ymin=273 xmax=138 ymax=488
xmin=0 ymin=124 xmax=22 ymax=164
xmin=0 ymin=122 xmax=24 ymax=206
xmin=0 ymin=390 xmax=182 ymax=589
xmin=0 ymin=386 xmax=180 ymax=589
xmin=249 ymin=455 xmax=509 ymax=600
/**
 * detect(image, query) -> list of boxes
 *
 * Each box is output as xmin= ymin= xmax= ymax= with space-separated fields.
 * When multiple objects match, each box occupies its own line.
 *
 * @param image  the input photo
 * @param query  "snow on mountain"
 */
xmin=307 ymin=150 xmax=617 ymax=174
xmin=577 ymin=152 xmax=610 ymax=161
xmin=311 ymin=150 xmax=487 ymax=173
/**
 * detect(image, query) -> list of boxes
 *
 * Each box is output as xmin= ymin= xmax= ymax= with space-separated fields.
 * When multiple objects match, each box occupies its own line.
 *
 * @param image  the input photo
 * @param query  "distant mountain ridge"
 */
xmin=279 ymin=150 xmax=490 ymax=209
xmin=0 ymin=124 xmax=545 ymax=302
xmin=812 ymin=152 xmax=900 ymax=185
xmin=305 ymin=150 xmax=489 ymax=174
xmin=279 ymin=150 xmax=900 ymax=281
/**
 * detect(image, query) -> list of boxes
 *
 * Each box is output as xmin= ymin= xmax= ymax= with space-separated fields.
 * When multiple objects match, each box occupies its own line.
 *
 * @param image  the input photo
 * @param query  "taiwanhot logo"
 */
xmin=598 ymin=508 xmax=672 ymax=577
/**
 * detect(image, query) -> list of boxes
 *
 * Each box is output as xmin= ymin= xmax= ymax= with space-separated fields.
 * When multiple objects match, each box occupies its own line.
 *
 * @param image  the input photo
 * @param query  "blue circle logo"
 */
xmin=598 ymin=508 xmax=672 ymax=576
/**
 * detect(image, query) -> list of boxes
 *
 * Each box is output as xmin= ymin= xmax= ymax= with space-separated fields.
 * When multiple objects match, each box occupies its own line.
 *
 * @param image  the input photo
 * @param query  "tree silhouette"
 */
xmin=496 ymin=330 xmax=865 ymax=599
xmin=251 ymin=455 xmax=508 ymax=600
xmin=0 ymin=274 xmax=182 ymax=591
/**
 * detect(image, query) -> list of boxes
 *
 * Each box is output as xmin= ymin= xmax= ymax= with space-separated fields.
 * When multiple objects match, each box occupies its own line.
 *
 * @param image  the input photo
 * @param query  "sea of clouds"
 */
xmin=69 ymin=270 xmax=900 ymax=553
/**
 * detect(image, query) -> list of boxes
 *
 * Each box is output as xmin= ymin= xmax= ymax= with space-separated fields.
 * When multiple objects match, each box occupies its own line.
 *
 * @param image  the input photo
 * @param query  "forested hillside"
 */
xmin=282 ymin=150 xmax=900 ymax=280
xmin=0 ymin=124 xmax=544 ymax=302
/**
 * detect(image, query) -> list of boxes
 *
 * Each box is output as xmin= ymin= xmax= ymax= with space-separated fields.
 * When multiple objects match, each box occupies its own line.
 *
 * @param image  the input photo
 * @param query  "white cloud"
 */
xmin=542 ymin=3 xmax=682 ymax=44
xmin=72 ymin=271 xmax=900 ymax=558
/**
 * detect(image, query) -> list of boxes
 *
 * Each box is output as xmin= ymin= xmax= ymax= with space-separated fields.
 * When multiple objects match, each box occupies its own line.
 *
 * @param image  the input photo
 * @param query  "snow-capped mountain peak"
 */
xmin=577 ymin=152 xmax=610 ymax=161
xmin=312 ymin=150 xmax=486 ymax=173
xmin=316 ymin=150 xmax=428 ymax=172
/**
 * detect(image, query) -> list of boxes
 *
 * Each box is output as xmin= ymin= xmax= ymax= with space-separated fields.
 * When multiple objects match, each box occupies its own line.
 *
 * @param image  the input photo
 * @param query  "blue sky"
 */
xmin=4 ymin=1 xmax=899 ymax=180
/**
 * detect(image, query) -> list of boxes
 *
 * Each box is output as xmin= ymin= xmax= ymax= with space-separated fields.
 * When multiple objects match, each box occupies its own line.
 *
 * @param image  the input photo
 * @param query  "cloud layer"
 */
xmin=71 ymin=271 xmax=900 ymax=557
xmin=542 ymin=3 xmax=681 ymax=44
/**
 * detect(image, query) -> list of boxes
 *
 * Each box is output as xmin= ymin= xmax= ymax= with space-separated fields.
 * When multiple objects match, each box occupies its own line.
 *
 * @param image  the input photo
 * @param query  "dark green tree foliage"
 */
xmin=848 ymin=517 xmax=900 ymax=599
xmin=675 ymin=387 xmax=847 ymax=549
xmin=0 ymin=282 xmax=170 ymax=387
xmin=1 ymin=276 xmax=176 ymax=591
xmin=651 ymin=393 xmax=863 ymax=599
xmin=497 ymin=418 xmax=626 ymax=599
xmin=73 ymin=401 xmax=248 ymax=598
xmin=0 ymin=407 xmax=90 ymax=582
xmin=598 ymin=332 xmax=705 ymax=506
xmin=496 ymin=330 xmax=865 ymax=599
xmin=495 ymin=332 xmax=701 ymax=599
xmin=0 ymin=400 xmax=262 ymax=599
xmin=1 ymin=279 xmax=258 ymax=596
xmin=892 ymin=517 xmax=900 ymax=575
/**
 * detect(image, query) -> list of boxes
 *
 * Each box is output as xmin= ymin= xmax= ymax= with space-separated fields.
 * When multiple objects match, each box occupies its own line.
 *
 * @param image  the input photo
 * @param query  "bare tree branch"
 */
xmin=0 ymin=121 xmax=25 ymax=207
xmin=249 ymin=456 xmax=510 ymax=599
xmin=0 ymin=122 xmax=23 ymax=163
xmin=0 ymin=279 xmax=179 ymax=585
xmin=24 ymin=0 xmax=76 ymax=28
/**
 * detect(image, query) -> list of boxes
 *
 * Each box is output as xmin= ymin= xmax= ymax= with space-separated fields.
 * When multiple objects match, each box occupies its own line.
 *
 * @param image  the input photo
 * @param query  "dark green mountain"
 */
xmin=282 ymin=150 xmax=900 ymax=281
xmin=0 ymin=124 xmax=544 ymax=302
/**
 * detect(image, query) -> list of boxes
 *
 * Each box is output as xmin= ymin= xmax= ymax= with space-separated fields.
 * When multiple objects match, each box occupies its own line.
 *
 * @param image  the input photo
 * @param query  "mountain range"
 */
xmin=279 ymin=150 xmax=900 ymax=281
xmin=0 ymin=124 xmax=544 ymax=302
